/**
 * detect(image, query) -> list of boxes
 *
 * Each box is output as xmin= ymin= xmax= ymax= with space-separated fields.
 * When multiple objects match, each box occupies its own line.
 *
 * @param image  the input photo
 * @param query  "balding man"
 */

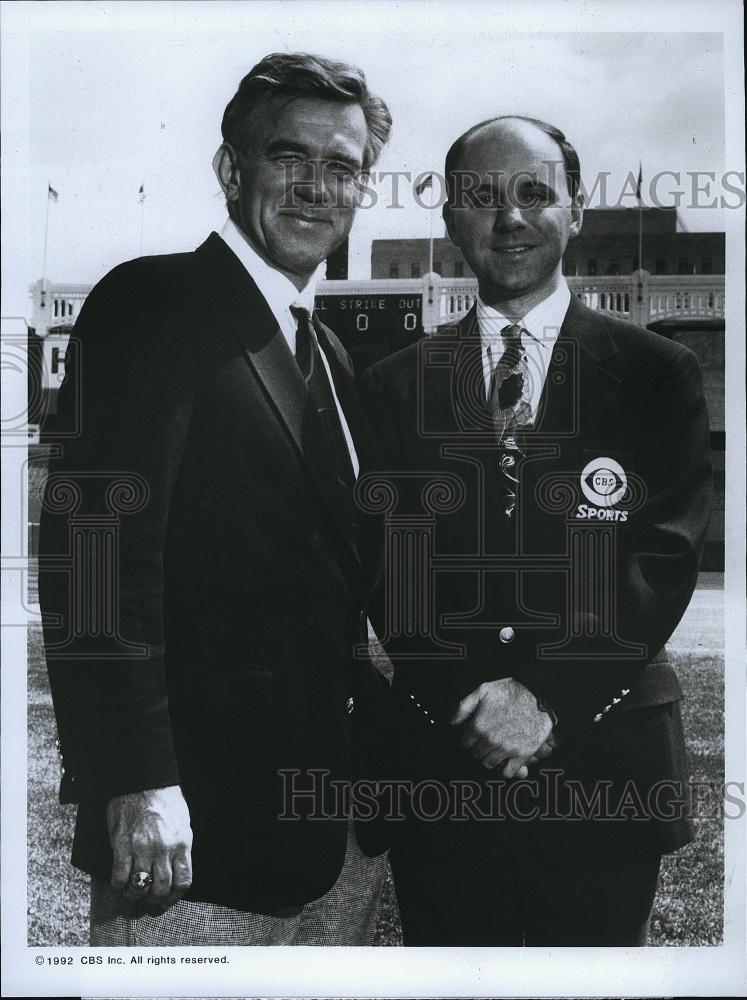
xmin=361 ymin=116 xmax=712 ymax=945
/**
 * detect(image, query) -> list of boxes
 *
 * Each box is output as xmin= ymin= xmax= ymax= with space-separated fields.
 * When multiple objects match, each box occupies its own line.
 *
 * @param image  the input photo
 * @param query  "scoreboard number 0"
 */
xmin=355 ymin=311 xmax=418 ymax=333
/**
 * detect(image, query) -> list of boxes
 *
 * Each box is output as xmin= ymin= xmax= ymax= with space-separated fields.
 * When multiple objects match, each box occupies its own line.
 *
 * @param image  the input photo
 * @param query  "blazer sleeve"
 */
xmin=513 ymin=344 xmax=714 ymax=729
xmin=39 ymin=259 xmax=197 ymax=801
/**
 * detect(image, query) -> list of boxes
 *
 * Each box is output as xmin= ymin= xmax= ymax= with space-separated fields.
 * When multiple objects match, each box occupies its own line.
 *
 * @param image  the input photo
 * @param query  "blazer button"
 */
xmin=346 ymin=696 xmax=355 ymax=715
xmin=498 ymin=626 xmax=515 ymax=644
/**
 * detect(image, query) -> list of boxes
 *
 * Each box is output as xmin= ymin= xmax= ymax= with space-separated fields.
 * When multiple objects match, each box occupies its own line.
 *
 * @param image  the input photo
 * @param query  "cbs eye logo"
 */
xmin=580 ymin=457 xmax=627 ymax=508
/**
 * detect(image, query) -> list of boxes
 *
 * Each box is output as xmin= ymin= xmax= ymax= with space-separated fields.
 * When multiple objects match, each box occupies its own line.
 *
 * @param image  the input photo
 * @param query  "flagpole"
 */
xmin=415 ymin=173 xmax=435 ymax=311
xmin=139 ymin=189 xmax=145 ymax=256
xmin=422 ymin=174 xmax=434 ymax=305
xmin=428 ymin=207 xmax=434 ymax=277
xmin=42 ymin=184 xmax=51 ymax=286
xmin=636 ymin=162 xmax=644 ymax=315
xmin=40 ymin=184 xmax=56 ymax=311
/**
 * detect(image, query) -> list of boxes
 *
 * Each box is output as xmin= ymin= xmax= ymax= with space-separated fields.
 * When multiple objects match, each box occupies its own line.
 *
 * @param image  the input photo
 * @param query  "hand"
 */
xmin=107 ymin=785 xmax=193 ymax=912
xmin=500 ymin=731 xmax=563 ymax=780
xmin=451 ymin=678 xmax=554 ymax=770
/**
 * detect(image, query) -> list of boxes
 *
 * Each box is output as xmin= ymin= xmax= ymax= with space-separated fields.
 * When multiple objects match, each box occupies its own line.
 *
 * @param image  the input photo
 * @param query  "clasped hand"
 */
xmin=451 ymin=678 xmax=558 ymax=779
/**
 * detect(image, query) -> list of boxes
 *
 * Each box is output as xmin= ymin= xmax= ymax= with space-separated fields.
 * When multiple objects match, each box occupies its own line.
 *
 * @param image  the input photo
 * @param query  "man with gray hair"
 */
xmin=39 ymin=52 xmax=392 ymax=945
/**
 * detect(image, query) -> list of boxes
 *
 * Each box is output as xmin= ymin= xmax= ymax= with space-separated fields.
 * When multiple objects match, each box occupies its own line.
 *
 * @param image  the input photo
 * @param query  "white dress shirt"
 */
xmin=477 ymin=279 xmax=571 ymax=419
xmin=218 ymin=218 xmax=359 ymax=476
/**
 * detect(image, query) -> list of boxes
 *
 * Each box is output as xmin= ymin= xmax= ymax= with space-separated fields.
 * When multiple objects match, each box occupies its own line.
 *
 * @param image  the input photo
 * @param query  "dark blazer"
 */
xmin=359 ymin=294 xmax=713 ymax=864
xmin=39 ymin=232 xmax=385 ymax=912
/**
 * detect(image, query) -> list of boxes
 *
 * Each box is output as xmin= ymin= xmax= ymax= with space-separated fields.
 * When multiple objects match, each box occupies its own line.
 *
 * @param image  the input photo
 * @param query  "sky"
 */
xmin=6 ymin=1 xmax=734 ymax=286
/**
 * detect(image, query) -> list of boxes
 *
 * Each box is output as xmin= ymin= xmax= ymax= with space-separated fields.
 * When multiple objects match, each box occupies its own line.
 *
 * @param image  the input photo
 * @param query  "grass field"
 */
xmin=27 ymin=629 xmax=723 ymax=947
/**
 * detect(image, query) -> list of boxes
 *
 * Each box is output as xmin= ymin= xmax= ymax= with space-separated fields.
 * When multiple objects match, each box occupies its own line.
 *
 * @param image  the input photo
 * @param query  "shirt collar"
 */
xmin=219 ymin=217 xmax=319 ymax=323
xmin=476 ymin=278 xmax=571 ymax=352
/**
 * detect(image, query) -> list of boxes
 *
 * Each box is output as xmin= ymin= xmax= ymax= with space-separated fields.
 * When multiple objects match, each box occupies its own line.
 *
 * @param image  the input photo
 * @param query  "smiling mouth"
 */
xmin=493 ymin=245 xmax=535 ymax=255
xmin=282 ymin=212 xmax=332 ymax=226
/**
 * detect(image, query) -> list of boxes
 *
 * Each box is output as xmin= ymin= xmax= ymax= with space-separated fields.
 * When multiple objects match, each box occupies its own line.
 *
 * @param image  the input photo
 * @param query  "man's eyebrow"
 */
xmin=510 ymin=177 xmax=560 ymax=201
xmin=325 ymin=149 xmax=363 ymax=169
xmin=473 ymin=176 xmax=555 ymax=190
xmin=265 ymin=138 xmax=311 ymax=156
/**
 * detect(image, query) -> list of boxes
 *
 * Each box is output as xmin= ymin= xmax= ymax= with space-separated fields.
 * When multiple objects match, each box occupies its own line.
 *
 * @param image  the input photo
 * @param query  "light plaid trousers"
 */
xmin=90 ymin=822 xmax=387 ymax=946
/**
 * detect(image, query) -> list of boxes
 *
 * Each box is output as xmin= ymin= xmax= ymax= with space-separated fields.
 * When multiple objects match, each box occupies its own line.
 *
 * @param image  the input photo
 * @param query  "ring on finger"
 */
xmin=130 ymin=870 xmax=153 ymax=893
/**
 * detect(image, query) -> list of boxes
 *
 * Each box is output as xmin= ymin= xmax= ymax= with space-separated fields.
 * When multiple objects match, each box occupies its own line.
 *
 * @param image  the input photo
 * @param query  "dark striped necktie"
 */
xmin=291 ymin=305 xmax=356 ymax=489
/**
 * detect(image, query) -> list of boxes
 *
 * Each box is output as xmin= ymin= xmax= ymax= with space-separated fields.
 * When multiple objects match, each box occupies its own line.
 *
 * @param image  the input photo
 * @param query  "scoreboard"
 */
xmin=315 ymin=291 xmax=424 ymax=376
xmin=28 ymin=285 xmax=427 ymax=407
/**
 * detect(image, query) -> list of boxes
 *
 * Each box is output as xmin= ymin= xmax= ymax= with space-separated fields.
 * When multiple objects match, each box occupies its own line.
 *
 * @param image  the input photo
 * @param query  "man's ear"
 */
xmin=213 ymin=143 xmax=240 ymax=205
xmin=569 ymin=191 xmax=584 ymax=240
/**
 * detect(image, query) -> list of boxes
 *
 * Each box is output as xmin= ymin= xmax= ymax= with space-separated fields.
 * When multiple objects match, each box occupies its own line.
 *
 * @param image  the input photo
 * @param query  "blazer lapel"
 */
xmin=427 ymin=306 xmax=488 ymax=436
xmin=533 ymin=293 xmax=622 ymax=443
xmin=195 ymin=233 xmax=362 ymax=565
xmin=196 ymin=233 xmax=307 ymax=447
xmin=423 ymin=309 xmax=512 ymax=552
xmin=313 ymin=315 xmax=381 ymax=476
xmin=313 ymin=318 xmax=386 ymax=587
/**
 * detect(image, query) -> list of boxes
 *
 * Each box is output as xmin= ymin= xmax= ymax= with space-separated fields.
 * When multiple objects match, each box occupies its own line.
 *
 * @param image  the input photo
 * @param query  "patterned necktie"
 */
xmin=487 ymin=323 xmax=534 ymax=517
xmin=292 ymin=306 xmax=356 ymax=489
xmin=487 ymin=324 xmax=533 ymax=429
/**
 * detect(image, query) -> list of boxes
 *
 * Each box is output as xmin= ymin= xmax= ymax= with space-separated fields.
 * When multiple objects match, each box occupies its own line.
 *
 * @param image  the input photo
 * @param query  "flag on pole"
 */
xmin=636 ymin=162 xmax=644 ymax=273
xmin=415 ymin=173 xmax=433 ymax=196
xmin=48 ymin=183 xmax=59 ymax=202
xmin=138 ymin=183 xmax=145 ymax=203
